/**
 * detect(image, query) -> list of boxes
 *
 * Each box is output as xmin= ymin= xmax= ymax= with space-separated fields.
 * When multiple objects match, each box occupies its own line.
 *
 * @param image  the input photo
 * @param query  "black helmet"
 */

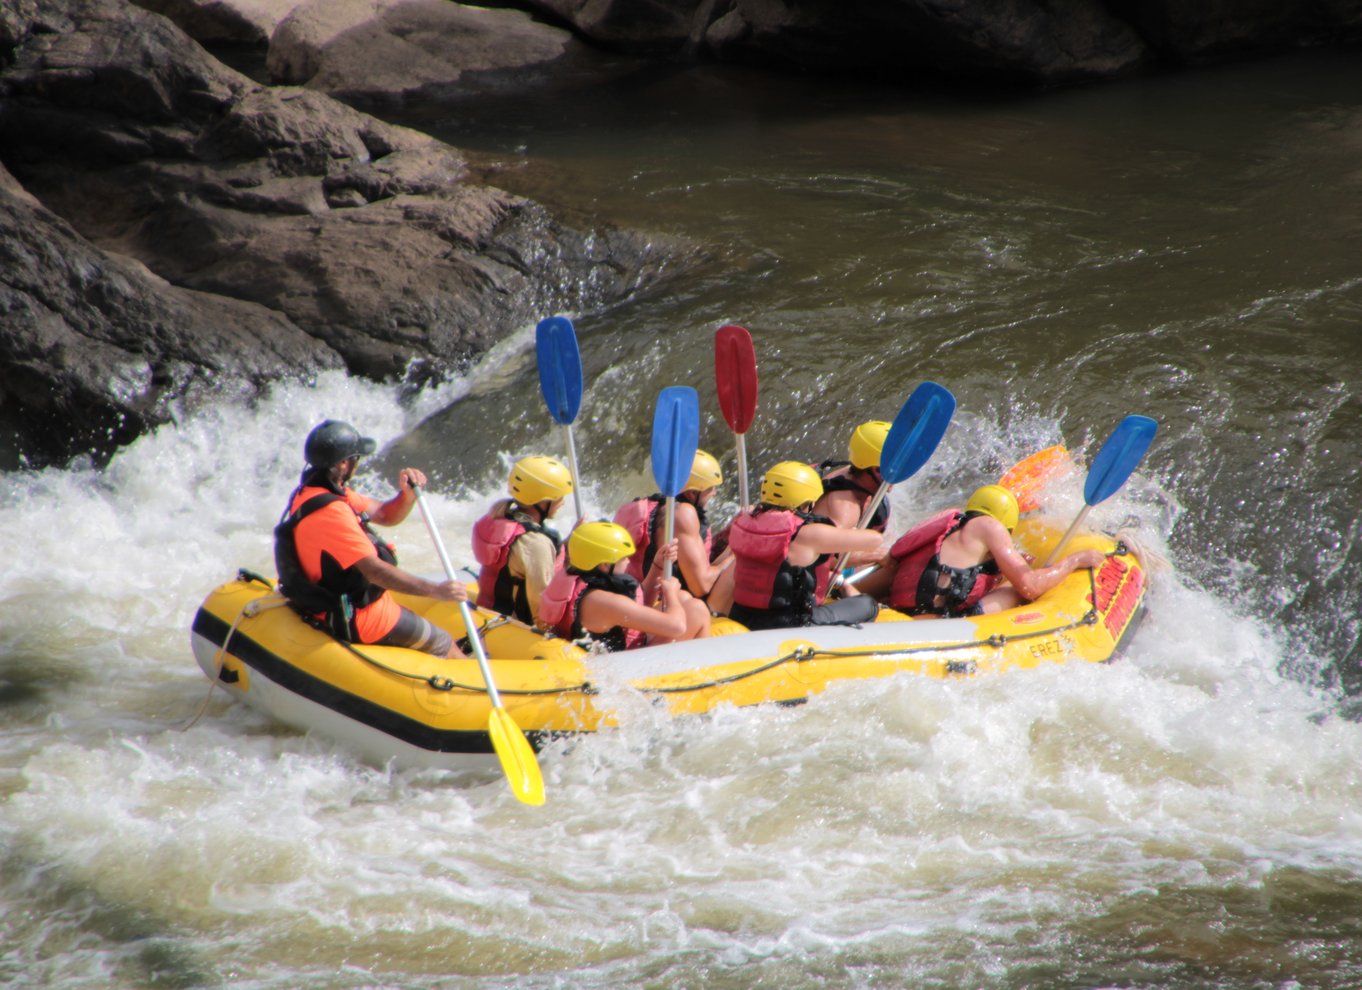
xmin=303 ymin=420 xmax=376 ymax=469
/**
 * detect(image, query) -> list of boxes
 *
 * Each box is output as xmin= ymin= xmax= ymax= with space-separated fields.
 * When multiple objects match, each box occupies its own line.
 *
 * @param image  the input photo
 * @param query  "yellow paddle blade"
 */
xmin=488 ymin=707 xmax=545 ymax=806
xmin=1000 ymin=445 xmax=1070 ymax=513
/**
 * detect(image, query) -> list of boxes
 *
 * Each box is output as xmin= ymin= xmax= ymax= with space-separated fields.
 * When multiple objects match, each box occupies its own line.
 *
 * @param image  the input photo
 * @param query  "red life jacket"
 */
xmin=471 ymin=505 xmax=562 ymax=623
xmin=888 ymin=510 xmax=1000 ymax=615
xmin=728 ymin=507 xmax=827 ymax=629
xmin=613 ymin=495 xmax=665 ymax=583
xmin=613 ymin=494 xmax=713 ymax=594
xmin=538 ymin=569 xmax=647 ymax=652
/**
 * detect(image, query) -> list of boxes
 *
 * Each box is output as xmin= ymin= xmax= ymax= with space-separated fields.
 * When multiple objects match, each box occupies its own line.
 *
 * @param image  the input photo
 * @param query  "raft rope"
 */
xmin=204 ymin=546 xmax=1129 ymax=701
xmin=179 ymin=575 xmax=289 ymax=730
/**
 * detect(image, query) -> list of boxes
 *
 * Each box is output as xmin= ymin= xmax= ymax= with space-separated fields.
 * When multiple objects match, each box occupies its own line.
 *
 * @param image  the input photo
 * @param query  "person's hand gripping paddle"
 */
xmin=412 ymin=485 xmax=545 ymax=807
xmin=649 ymin=386 xmax=701 ymax=580
xmin=1042 ymin=415 xmax=1158 ymax=565
xmin=535 ymin=316 xmax=586 ymax=522
xmin=714 ymin=324 xmax=758 ymax=509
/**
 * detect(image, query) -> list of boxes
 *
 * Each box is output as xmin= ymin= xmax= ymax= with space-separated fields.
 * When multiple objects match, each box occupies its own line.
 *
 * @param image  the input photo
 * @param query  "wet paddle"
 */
xmin=833 ymin=381 xmax=956 ymax=580
xmin=650 ymin=386 xmax=701 ymax=580
xmin=535 ymin=316 xmax=586 ymax=521
xmin=715 ymin=324 xmax=758 ymax=508
xmin=1042 ymin=415 xmax=1158 ymax=566
xmin=412 ymin=485 xmax=545 ymax=807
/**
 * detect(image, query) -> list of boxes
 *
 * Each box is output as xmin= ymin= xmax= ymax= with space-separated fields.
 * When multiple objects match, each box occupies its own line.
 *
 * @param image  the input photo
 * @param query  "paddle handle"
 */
xmin=564 ymin=423 xmax=585 ymax=522
xmin=411 ymin=486 xmax=502 ymax=708
xmin=1042 ymin=504 xmax=1092 ymax=568
xmin=662 ymin=495 xmax=676 ymax=579
xmin=735 ymin=432 xmax=751 ymax=509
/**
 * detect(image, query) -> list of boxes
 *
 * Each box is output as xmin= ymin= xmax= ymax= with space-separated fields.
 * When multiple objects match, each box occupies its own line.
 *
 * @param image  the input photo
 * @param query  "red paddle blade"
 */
xmin=715 ymin=324 xmax=758 ymax=434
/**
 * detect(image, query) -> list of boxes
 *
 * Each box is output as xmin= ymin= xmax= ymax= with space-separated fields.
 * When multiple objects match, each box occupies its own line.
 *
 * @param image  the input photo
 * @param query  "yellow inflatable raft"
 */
xmin=189 ymin=526 xmax=1145 ymax=771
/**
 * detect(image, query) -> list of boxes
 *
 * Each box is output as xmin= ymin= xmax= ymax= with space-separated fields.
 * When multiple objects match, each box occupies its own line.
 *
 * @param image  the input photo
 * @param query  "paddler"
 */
xmin=538 ymin=521 xmax=711 ymax=649
xmin=724 ymin=461 xmax=882 ymax=630
xmin=612 ymin=448 xmax=734 ymax=603
xmin=855 ymin=484 xmax=1106 ymax=615
xmin=811 ymin=420 xmax=893 ymax=596
xmin=470 ymin=455 xmax=572 ymax=627
xmin=274 ymin=420 xmax=468 ymax=657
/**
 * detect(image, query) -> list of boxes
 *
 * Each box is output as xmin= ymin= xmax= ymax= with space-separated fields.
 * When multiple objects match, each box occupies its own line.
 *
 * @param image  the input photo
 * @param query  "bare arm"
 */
xmin=354 ymin=555 xmax=467 ymax=602
xmin=976 ymin=520 xmax=1105 ymax=601
xmin=578 ymin=583 xmax=689 ymax=640
xmin=789 ymin=522 xmax=883 ymax=567
xmin=673 ymin=502 xmax=731 ymax=596
xmin=367 ymin=468 xmax=427 ymax=526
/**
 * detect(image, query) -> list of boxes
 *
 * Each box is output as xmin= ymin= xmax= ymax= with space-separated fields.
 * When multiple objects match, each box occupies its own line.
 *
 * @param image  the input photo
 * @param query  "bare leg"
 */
xmin=978 ymin=586 xmax=1023 ymax=614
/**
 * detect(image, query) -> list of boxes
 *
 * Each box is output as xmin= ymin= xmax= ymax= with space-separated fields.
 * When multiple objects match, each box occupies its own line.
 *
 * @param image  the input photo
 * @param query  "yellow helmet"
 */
xmin=684 ymin=449 xmax=723 ymax=493
xmin=849 ymin=420 xmax=891 ymax=470
xmin=965 ymin=484 xmax=1019 ymax=531
xmin=508 ymin=456 xmax=573 ymax=505
xmin=760 ymin=461 xmax=824 ymax=509
xmin=568 ymin=521 xmax=636 ymax=571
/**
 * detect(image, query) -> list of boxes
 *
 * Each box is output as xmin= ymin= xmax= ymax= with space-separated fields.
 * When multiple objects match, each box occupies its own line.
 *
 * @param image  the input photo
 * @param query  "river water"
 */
xmin=3 ymin=50 xmax=1362 ymax=990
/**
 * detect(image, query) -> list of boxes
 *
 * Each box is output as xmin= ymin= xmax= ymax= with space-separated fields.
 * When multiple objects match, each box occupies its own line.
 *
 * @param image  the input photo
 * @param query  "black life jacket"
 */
xmin=273 ymin=477 xmax=398 ymax=641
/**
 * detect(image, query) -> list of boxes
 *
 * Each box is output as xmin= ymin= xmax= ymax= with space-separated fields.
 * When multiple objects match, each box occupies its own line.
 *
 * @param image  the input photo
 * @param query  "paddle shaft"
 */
xmin=662 ymin=496 xmax=677 ymax=579
xmin=1043 ymin=505 xmax=1092 ymax=567
xmin=563 ymin=423 xmax=585 ymax=522
xmin=411 ymin=487 xmax=502 ymax=708
xmin=735 ymin=433 xmax=751 ymax=509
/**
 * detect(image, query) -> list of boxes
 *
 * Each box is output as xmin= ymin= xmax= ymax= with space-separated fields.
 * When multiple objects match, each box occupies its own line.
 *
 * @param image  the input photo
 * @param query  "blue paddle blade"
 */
xmin=880 ymin=381 xmax=956 ymax=484
xmin=1084 ymin=415 xmax=1157 ymax=506
xmin=651 ymin=387 xmax=701 ymax=498
xmin=535 ymin=316 xmax=583 ymax=425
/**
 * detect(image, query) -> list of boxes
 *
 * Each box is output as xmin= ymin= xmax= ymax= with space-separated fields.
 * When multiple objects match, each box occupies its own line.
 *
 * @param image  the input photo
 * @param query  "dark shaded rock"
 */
xmin=0 ymin=0 xmax=685 ymax=465
xmin=700 ymin=0 xmax=1148 ymax=85
xmin=139 ymin=0 xmax=1362 ymax=99
xmin=1104 ymin=0 xmax=1362 ymax=63
xmin=0 ymin=161 xmax=341 ymax=468
xmin=522 ymin=0 xmax=1361 ymax=86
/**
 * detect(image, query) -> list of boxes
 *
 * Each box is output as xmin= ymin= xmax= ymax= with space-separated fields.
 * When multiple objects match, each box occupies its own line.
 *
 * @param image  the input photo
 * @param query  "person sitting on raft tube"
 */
xmin=613 ymin=449 xmax=733 ymax=603
xmin=274 ymin=420 xmax=468 ymax=657
xmin=725 ymin=461 xmax=884 ymax=631
xmin=812 ymin=420 xmax=893 ymax=595
xmin=471 ymin=455 xmax=571 ymax=627
xmin=538 ymin=521 xmax=711 ymax=650
xmin=855 ymin=484 xmax=1106 ymax=616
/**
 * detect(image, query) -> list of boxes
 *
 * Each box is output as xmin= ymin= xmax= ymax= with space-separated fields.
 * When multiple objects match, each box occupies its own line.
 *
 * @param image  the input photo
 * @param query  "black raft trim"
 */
xmin=191 ymin=608 xmax=559 ymax=756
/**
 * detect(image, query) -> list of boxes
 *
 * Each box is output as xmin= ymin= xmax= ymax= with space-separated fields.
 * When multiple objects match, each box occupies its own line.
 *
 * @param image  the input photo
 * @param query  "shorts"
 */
xmin=371 ymin=605 xmax=453 ymax=657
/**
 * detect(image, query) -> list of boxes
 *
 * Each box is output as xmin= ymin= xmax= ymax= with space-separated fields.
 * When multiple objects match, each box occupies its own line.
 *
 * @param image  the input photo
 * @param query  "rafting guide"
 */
xmin=274 ymin=419 xmax=469 ymax=658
